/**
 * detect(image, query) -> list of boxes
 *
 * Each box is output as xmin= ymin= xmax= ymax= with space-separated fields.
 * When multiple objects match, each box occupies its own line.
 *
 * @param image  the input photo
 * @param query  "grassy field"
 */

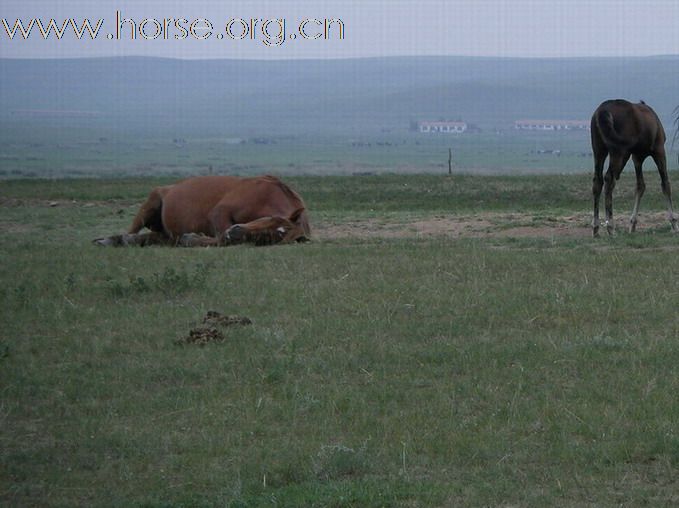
xmin=3 ymin=173 xmax=679 ymax=506
xmin=0 ymin=124 xmax=604 ymax=178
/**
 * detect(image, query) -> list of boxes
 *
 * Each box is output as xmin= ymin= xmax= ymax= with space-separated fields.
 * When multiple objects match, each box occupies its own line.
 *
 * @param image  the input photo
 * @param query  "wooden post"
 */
xmin=448 ymin=148 xmax=452 ymax=175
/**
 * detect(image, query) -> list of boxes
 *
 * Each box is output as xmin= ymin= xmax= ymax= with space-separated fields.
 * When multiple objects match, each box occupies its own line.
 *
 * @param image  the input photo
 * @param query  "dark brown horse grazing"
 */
xmin=591 ymin=99 xmax=678 ymax=237
xmin=94 ymin=175 xmax=311 ymax=247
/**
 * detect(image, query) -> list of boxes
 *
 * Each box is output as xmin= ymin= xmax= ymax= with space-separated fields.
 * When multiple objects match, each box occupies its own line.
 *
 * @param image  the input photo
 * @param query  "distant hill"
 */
xmin=1 ymin=55 xmax=678 ymax=136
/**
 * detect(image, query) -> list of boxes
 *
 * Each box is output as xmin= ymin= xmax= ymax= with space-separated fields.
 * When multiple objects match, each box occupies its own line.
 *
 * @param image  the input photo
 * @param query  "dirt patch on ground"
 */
xmin=176 ymin=311 xmax=252 ymax=346
xmin=0 ymin=197 xmax=136 ymax=210
xmin=315 ymin=212 xmax=677 ymax=240
xmin=202 ymin=311 xmax=252 ymax=327
xmin=316 ymin=213 xmax=587 ymax=240
xmin=178 ymin=327 xmax=226 ymax=346
xmin=316 ymin=216 xmax=490 ymax=239
xmin=0 ymin=197 xmax=81 ymax=208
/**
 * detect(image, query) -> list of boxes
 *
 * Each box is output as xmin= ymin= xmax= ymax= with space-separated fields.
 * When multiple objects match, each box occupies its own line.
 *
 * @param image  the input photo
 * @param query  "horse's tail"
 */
xmin=128 ymin=186 xmax=168 ymax=234
xmin=595 ymin=109 xmax=627 ymax=148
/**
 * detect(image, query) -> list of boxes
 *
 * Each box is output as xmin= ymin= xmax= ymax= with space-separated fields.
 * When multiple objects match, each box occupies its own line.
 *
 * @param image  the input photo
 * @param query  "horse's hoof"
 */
xmin=93 ymin=237 xmax=112 ymax=246
xmin=225 ymin=224 xmax=246 ymax=242
xmin=628 ymin=222 xmax=637 ymax=234
xmin=592 ymin=227 xmax=600 ymax=238
xmin=178 ymin=233 xmax=199 ymax=247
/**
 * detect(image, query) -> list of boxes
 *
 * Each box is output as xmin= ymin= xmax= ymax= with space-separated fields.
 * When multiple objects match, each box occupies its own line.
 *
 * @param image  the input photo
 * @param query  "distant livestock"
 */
xmin=590 ymin=99 xmax=678 ymax=236
xmin=94 ymin=175 xmax=311 ymax=247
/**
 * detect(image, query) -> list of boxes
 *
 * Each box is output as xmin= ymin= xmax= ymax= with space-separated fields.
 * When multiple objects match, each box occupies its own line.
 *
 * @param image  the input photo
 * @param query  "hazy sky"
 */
xmin=2 ymin=0 xmax=679 ymax=59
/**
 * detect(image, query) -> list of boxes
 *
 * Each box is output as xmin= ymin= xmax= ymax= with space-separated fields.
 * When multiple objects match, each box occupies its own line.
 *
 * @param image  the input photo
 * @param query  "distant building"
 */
xmin=418 ymin=121 xmax=468 ymax=134
xmin=514 ymin=120 xmax=590 ymax=131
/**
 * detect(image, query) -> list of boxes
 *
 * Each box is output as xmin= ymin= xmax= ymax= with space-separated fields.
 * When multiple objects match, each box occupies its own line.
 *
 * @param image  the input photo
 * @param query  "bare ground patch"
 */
xmin=315 ymin=212 xmax=678 ymax=240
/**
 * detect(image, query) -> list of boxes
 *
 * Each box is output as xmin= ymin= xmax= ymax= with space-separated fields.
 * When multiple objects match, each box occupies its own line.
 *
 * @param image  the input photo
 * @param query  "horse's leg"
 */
xmin=629 ymin=154 xmax=646 ymax=233
xmin=133 ymin=232 xmax=172 ymax=246
xmin=652 ymin=150 xmax=679 ymax=232
xmin=93 ymin=232 xmax=170 ymax=247
xmin=592 ymin=151 xmax=606 ymax=237
xmin=129 ymin=188 xmax=165 ymax=234
xmin=603 ymin=152 xmax=630 ymax=236
xmin=177 ymin=233 xmax=220 ymax=247
xmin=207 ymin=203 xmax=234 ymax=245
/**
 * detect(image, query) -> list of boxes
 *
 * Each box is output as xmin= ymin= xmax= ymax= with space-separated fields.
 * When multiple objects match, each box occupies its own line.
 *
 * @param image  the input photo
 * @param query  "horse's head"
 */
xmin=224 ymin=208 xmax=309 ymax=246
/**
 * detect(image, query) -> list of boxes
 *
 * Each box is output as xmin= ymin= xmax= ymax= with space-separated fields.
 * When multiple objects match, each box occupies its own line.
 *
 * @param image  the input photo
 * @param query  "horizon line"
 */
xmin=1 ymin=53 xmax=679 ymax=62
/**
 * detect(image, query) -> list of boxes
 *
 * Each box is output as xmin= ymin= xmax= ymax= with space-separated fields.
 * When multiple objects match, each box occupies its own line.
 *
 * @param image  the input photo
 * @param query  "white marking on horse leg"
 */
xmin=605 ymin=219 xmax=615 ymax=236
xmin=629 ymin=201 xmax=640 ymax=233
xmin=604 ymin=209 xmax=614 ymax=235
xmin=667 ymin=206 xmax=679 ymax=232
xmin=670 ymin=214 xmax=679 ymax=233
xmin=663 ymin=197 xmax=679 ymax=232
xmin=629 ymin=190 xmax=642 ymax=233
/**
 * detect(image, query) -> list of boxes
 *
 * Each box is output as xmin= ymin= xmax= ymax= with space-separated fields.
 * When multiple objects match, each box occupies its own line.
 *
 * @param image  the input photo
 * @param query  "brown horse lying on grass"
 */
xmin=94 ymin=175 xmax=311 ymax=247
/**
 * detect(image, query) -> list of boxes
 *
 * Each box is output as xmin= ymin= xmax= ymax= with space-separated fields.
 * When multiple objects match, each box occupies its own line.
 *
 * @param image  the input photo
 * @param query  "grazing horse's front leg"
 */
xmin=629 ymin=155 xmax=646 ymax=233
xmin=603 ymin=169 xmax=616 ymax=236
xmin=592 ymin=156 xmax=605 ymax=237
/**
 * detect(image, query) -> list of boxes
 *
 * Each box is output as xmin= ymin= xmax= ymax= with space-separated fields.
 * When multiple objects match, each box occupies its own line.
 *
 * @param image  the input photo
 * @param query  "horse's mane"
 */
xmin=261 ymin=174 xmax=306 ymax=208
xmin=673 ymin=105 xmax=679 ymax=156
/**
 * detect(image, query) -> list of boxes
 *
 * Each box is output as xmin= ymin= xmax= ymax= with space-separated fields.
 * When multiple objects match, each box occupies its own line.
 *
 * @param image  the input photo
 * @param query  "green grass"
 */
xmin=2 ymin=170 xmax=675 ymax=220
xmin=0 ymin=124 xmax=601 ymax=178
xmin=3 ymin=174 xmax=679 ymax=506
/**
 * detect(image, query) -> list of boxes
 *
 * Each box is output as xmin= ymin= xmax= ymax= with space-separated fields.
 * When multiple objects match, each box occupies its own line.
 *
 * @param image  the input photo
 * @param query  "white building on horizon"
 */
xmin=418 ymin=121 xmax=468 ymax=134
xmin=514 ymin=119 xmax=590 ymax=131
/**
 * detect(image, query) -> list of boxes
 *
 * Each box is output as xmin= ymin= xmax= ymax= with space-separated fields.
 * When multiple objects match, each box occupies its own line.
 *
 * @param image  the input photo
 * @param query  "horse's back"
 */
xmin=592 ymin=99 xmax=665 ymax=153
xmin=160 ymin=177 xmax=237 ymax=236
xmin=160 ymin=175 xmax=307 ymax=237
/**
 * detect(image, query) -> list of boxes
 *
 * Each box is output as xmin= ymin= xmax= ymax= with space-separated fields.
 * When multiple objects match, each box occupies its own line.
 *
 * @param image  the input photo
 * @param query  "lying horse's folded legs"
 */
xmin=93 ymin=232 xmax=171 ymax=247
xmin=177 ymin=233 xmax=220 ymax=247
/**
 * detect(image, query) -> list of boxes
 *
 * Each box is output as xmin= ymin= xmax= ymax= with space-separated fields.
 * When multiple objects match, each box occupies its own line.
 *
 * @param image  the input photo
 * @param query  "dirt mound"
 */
xmin=176 ymin=311 xmax=253 ymax=346
xmin=203 ymin=310 xmax=253 ymax=327
xmin=177 ymin=327 xmax=225 ymax=346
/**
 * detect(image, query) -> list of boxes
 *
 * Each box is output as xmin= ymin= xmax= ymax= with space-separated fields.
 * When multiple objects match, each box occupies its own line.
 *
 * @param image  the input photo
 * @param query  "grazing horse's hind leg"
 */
xmin=652 ymin=151 xmax=679 ymax=232
xmin=603 ymin=153 xmax=630 ymax=236
xmin=592 ymin=152 xmax=606 ymax=237
xmin=629 ymin=155 xmax=646 ymax=233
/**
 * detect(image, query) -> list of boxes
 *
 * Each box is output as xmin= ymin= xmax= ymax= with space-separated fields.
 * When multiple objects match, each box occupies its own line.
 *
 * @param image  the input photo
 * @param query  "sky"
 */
xmin=2 ymin=0 xmax=679 ymax=59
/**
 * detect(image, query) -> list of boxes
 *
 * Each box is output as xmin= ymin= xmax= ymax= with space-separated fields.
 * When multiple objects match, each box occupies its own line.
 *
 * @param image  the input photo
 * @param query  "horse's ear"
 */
xmin=288 ymin=207 xmax=305 ymax=223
